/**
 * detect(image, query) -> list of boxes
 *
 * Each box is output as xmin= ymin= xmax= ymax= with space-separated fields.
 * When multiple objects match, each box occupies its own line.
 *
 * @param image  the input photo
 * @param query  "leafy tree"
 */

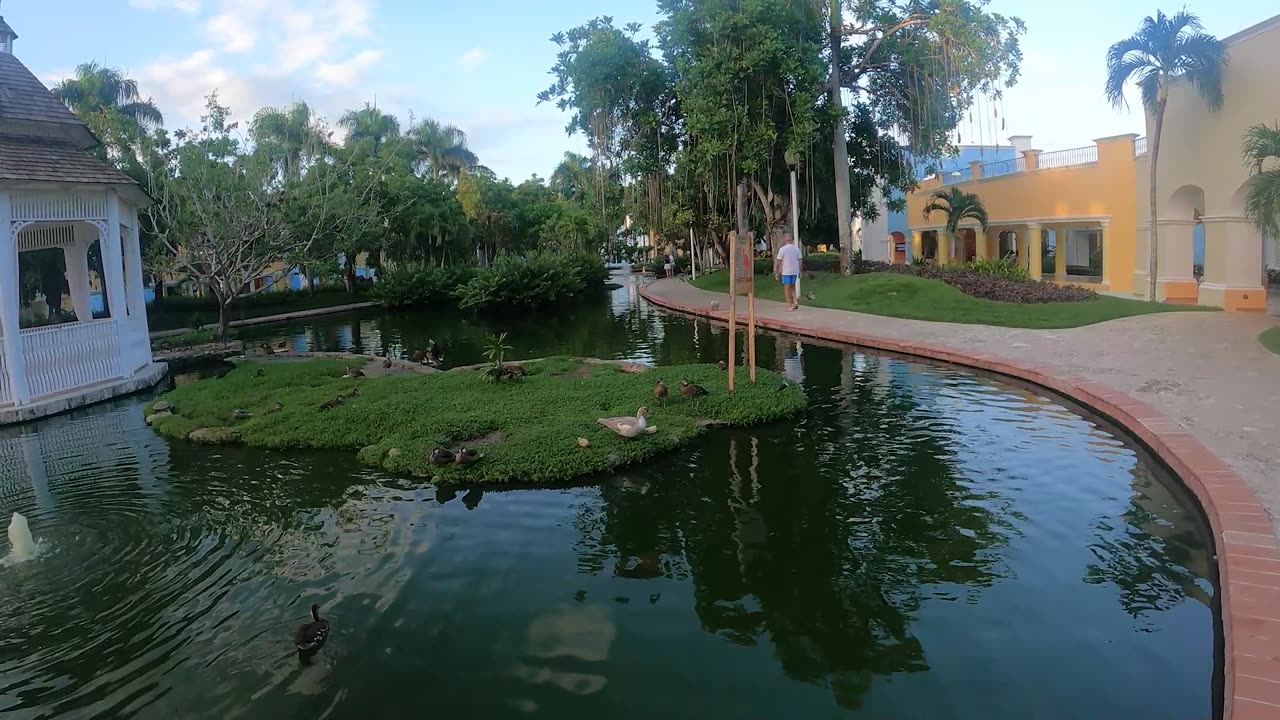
xmin=921 ymin=187 xmax=988 ymax=236
xmin=1106 ymin=10 xmax=1228 ymax=300
xmin=1241 ymin=123 xmax=1280 ymax=243
xmin=338 ymin=103 xmax=402 ymax=155
xmin=457 ymin=169 xmax=516 ymax=264
xmin=250 ymin=101 xmax=333 ymax=182
xmin=407 ymin=117 xmax=478 ymax=182
xmin=51 ymin=61 xmax=163 ymax=168
xmin=145 ymin=94 xmax=292 ymax=340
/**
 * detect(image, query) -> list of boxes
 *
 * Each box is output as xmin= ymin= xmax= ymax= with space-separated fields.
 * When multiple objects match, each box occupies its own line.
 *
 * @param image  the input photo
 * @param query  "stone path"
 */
xmin=645 ymin=278 xmax=1280 ymax=537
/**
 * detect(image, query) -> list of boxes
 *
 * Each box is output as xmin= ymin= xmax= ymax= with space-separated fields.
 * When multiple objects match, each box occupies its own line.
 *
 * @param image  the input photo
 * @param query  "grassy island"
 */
xmin=147 ymin=357 xmax=806 ymax=483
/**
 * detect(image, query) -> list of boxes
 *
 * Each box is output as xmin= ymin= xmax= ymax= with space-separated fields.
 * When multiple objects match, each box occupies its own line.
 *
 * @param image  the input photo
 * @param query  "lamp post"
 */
xmin=784 ymin=149 xmax=802 ymax=300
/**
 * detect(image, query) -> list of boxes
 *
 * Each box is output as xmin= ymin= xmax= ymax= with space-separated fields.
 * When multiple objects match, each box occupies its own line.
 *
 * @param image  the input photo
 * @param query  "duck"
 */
xmin=598 ymin=407 xmax=648 ymax=439
xmin=428 ymin=340 xmax=445 ymax=366
xmin=716 ymin=360 xmax=728 ymax=371
xmin=346 ymin=386 xmax=360 ymax=398
xmin=265 ymin=401 xmax=285 ymax=414
xmin=294 ymin=604 xmax=330 ymax=655
xmin=382 ymin=357 xmax=393 ymax=369
xmin=806 ymin=291 xmax=816 ymax=301
xmin=429 ymin=447 xmax=456 ymax=465
xmin=232 ymin=408 xmax=252 ymax=420
xmin=680 ymin=379 xmax=709 ymax=398
xmin=344 ymin=365 xmax=365 ymax=379
xmin=318 ymin=395 xmax=344 ymax=411
xmin=654 ymin=378 xmax=668 ymax=402
xmin=710 ymin=300 xmax=720 ymax=312
xmin=274 ymin=340 xmax=288 ymax=351
xmin=411 ymin=350 xmax=426 ymax=364
xmin=455 ymin=447 xmax=481 ymax=465
xmin=259 ymin=342 xmax=275 ymax=356
xmin=253 ymin=368 xmax=265 ymax=378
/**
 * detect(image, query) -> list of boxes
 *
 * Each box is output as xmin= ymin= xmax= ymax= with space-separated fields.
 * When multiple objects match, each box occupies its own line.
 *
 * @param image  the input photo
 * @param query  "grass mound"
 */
xmin=147 ymin=357 xmax=806 ymax=483
xmin=1260 ymin=326 xmax=1280 ymax=356
xmin=690 ymin=271 xmax=1217 ymax=329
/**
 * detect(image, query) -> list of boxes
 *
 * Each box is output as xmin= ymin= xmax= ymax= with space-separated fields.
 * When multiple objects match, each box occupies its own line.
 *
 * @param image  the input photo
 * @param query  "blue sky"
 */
xmin=14 ymin=0 xmax=1277 ymax=181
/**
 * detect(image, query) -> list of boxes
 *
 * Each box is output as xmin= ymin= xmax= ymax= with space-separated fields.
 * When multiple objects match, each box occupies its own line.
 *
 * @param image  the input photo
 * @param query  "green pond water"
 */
xmin=0 ymin=277 xmax=1219 ymax=719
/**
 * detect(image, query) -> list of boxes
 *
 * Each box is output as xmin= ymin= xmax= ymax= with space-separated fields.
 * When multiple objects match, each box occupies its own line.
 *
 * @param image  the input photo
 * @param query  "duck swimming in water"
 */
xmin=295 ymin=604 xmax=330 ymax=662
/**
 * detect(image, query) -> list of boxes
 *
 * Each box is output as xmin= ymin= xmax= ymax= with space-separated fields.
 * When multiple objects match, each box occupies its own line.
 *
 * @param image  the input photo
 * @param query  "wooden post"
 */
xmin=745 ymin=233 xmax=757 ymax=383
xmin=727 ymin=231 xmax=737 ymax=394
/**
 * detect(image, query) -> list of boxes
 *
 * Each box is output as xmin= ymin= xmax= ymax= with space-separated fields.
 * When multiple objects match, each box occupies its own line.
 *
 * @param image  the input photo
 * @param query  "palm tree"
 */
xmin=1105 ymin=10 xmax=1228 ymax=301
xmin=250 ymin=101 xmax=332 ymax=181
xmin=51 ymin=61 xmax=163 ymax=162
xmin=407 ymin=117 xmax=478 ymax=181
xmin=922 ymin=187 xmax=988 ymax=234
xmin=338 ymin=103 xmax=401 ymax=154
xmin=1242 ymin=123 xmax=1280 ymax=243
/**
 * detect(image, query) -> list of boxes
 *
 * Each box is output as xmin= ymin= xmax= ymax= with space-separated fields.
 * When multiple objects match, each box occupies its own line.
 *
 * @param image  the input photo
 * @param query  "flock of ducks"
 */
xmin=597 ymin=375 xmax=711 ymax=440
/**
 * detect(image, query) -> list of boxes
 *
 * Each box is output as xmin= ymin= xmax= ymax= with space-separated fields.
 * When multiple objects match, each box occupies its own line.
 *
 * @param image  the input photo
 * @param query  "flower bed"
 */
xmin=863 ymin=261 xmax=1097 ymax=303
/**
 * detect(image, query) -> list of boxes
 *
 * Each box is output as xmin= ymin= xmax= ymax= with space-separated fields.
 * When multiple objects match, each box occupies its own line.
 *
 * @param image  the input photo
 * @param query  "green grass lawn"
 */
xmin=689 ymin=271 xmax=1218 ymax=329
xmin=147 ymin=357 xmax=806 ymax=483
xmin=1260 ymin=326 xmax=1280 ymax=355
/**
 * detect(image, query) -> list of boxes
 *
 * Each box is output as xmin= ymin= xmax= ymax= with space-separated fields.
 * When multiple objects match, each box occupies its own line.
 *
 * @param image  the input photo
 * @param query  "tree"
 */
xmin=250 ymin=101 xmax=333 ymax=182
xmin=407 ymin=117 xmax=478 ymax=182
xmin=1106 ymin=10 xmax=1228 ymax=301
xmin=51 ymin=61 xmax=164 ymax=167
xmin=145 ymin=94 xmax=292 ymax=340
xmin=1241 ymin=123 xmax=1280 ymax=243
xmin=827 ymin=0 xmax=1025 ymax=272
xmin=338 ymin=103 xmax=402 ymax=155
xmin=922 ymin=187 xmax=988 ymax=238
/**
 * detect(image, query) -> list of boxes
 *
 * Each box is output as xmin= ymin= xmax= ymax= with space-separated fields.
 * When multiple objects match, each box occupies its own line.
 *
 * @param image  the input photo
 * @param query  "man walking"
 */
xmin=773 ymin=233 xmax=802 ymax=311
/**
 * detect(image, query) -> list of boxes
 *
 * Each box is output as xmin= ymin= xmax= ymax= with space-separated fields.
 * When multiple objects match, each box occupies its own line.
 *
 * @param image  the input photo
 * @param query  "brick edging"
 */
xmin=640 ymin=284 xmax=1280 ymax=719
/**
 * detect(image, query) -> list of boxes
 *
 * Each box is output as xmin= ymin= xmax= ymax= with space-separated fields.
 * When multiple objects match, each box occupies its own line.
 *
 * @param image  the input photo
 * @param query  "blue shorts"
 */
xmin=781 ymin=275 xmax=797 ymax=285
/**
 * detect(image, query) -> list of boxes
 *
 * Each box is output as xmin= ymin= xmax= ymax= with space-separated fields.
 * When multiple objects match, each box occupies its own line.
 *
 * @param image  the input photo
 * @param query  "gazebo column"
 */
xmin=0 ymin=193 xmax=30 ymax=404
xmin=64 ymin=238 xmax=93 ymax=321
xmin=1027 ymin=223 xmax=1043 ymax=280
xmin=123 ymin=206 xmax=146 ymax=319
xmin=101 ymin=191 xmax=128 ymax=322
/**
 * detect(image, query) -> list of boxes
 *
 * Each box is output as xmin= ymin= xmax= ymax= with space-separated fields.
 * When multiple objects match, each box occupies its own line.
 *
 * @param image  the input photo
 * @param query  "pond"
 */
xmin=0 ymin=275 xmax=1218 ymax=719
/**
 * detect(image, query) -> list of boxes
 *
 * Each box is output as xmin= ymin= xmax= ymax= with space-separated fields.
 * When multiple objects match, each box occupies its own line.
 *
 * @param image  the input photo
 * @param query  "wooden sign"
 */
xmin=725 ymin=231 xmax=758 ymax=394
xmin=734 ymin=232 xmax=754 ymax=292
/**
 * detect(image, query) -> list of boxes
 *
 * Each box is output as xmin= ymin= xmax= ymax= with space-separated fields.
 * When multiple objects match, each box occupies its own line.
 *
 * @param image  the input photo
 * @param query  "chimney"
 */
xmin=1008 ymin=135 xmax=1033 ymax=154
xmin=0 ymin=6 xmax=17 ymax=55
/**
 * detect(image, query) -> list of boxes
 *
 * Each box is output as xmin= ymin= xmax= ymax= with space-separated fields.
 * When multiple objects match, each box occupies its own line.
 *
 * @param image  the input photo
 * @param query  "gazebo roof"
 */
xmin=0 ymin=135 xmax=135 ymax=185
xmin=0 ymin=53 xmax=91 ymax=140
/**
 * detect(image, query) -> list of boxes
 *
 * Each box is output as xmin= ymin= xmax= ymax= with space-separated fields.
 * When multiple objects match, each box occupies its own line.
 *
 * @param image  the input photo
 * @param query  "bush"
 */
xmin=963 ymin=257 xmax=1030 ymax=280
xmin=456 ymin=251 xmax=607 ymax=310
xmin=1268 ymin=267 xmax=1280 ymax=287
xmin=374 ymin=265 xmax=477 ymax=307
xmin=648 ymin=254 xmax=691 ymax=275
xmin=861 ymin=261 xmax=1096 ymax=303
xmin=751 ymin=250 xmax=842 ymax=276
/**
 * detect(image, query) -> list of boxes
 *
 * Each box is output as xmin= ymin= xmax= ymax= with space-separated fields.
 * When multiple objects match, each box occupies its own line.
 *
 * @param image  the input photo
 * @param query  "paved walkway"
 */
xmin=149 ymin=301 xmax=380 ymax=339
xmin=644 ymin=278 xmax=1280 ymax=718
xmin=646 ymin=279 xmax=1280 ymax=533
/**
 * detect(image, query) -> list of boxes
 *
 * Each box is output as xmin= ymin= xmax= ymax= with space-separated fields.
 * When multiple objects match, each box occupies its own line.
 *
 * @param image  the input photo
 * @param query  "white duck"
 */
xmin=598 ymin=407 xmax=649 ymax=438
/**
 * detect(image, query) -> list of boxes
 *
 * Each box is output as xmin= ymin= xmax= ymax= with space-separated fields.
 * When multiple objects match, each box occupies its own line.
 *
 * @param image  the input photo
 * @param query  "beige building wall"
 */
xmin=1138 ymin=14 xmax=1280 ymax=310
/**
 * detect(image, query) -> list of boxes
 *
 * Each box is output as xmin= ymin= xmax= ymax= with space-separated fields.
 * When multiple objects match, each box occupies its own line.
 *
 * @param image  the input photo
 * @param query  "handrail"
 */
xmin=1037 ymin=145 xmax=1098 ymax=168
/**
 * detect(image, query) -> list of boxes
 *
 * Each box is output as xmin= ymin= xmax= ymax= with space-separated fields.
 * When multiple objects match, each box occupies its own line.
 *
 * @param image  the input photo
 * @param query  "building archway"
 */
xmin=889 ymin=231 xmax=906 ymax=264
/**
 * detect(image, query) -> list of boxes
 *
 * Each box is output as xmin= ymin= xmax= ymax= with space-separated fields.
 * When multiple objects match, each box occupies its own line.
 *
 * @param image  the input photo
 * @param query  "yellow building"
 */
xmin=905 ymin=13 xmax=1279 ymax=311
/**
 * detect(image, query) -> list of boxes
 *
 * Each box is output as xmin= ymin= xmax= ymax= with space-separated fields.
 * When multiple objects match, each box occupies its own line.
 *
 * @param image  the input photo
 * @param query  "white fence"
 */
xmin=1134 ymin=137 xmax=1148 ymax=157
xmin=19 ymin=320 xmax=122 ymax=399
xmin=981 ymin=156 xmax=1028 ymax=179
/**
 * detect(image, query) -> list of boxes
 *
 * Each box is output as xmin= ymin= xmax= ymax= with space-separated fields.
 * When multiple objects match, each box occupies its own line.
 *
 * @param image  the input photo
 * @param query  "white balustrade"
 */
xmin=1134 ymin=137 xmax=1148 ymax=157
xmin=19 ymin=320 xmax=122 ymax=399
xmin=1037 ymin=145 xmax=1099 ymax=169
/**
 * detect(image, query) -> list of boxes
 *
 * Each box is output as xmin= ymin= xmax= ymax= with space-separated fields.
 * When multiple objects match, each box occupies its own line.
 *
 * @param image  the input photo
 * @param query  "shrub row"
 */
xmin=376 ymin=252 xmax=608 ymax=309
xmin=863 ymin=261 xmax=1097 ymax=303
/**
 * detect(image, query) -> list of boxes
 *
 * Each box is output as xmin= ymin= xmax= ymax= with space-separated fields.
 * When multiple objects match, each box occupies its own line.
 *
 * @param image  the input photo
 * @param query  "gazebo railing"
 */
xmin=19 ymin=319 xmax=122 ymax=399
xmin=0 ymin=351 xmax=10 ymax=406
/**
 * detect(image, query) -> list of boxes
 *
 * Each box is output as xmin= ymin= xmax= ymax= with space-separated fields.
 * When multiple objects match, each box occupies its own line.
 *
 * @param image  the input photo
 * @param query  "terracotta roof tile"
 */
xmin=0 ymin=135 xmax=136 ymax=185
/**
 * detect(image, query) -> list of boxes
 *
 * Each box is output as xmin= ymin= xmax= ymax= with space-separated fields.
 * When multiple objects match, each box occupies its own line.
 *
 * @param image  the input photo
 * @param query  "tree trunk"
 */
xmin=735 ymin=181 xmax=749 ymax=237
xmin=344 ymin=261 xmax=357 ymax=293
xmin=1148 ymin=98 xmax=1166 ymax=302
xmin=302 ymin=265 xmax=314 ymax=292
xmin=216 ymin=297 xmax=231 ymax=343
xmin=153 ymin=277 xmax=166 ymax=303
xmin=830 ymin=0 xmax=853 ymax=273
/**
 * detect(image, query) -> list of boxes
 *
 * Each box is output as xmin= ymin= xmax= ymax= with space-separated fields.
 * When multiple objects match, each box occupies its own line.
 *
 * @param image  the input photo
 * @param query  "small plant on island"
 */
xmin=481 ymin=332 xmax=518 ymax=383
xmin=145 ymin=357 xmax=806 ymax=484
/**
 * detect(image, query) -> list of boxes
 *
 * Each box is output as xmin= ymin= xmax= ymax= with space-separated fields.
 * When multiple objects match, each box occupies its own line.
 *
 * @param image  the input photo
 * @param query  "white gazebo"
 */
xmin=0 ymin=13 xmax=163 ymax=422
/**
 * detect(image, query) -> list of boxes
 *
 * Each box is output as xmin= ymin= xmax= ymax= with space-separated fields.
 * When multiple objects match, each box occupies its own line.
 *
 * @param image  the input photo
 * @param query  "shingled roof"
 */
xmin=0 ymin=135 xmax=135 ymax=185
xmin=0 ymin=52 xmax=83 ymax=128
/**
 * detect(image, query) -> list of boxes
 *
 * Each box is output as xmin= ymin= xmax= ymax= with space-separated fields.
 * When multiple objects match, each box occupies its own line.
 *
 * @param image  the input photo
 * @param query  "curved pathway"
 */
xmin=641 ymin=277 xmax=1280 ymax=719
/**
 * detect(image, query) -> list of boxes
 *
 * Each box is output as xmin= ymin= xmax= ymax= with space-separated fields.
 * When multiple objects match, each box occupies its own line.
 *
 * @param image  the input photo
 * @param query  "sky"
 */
xmin=14 ymin=0 xmax=1278 ymax=181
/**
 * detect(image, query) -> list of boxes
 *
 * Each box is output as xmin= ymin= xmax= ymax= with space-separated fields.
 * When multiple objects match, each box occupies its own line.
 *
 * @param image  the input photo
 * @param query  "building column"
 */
xmin=1055 ymin=226 xmax=1069 ymax=278
xmin=1133 ymin=224 xmax=1151 ymax=298
xmin=910 ymin=230 xmax=924 ymax=262
xmin=1199 ymin=215 xmax=1267 ymax=311
xmin=937 ymin=230 xmax=952 ymax=265
xmin=1027 ymin=223 xmax=1043 ymax=280
xmin=976 ymin=229 xmax=991 ymax=260
xmin=101 ymin=191 xmax=128 ymax=321
xmin=0 ymin=192 xmax=30 ymax=404
xmin=63 ymin=240 xmax=93 ymax=321
xmin=1155 ymin=219 xmax=1198 ymax=303
xmin=1098 ymin=220 xmax=1113 ymax=288
xmin=1015 ymin=230 xmax=1029 ymax=271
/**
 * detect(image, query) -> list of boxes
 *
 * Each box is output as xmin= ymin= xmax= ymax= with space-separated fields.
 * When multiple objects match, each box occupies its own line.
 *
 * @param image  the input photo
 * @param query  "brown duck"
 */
xmin=318 ymin=395 xmax=345 ymax=411
xmin=411 ymin=350 xmax=426 ymax=364
xmin=654 ymin=378 xmax=668 ymax=402
xmin=294 ymin=604 xmax=330 ymax=656
xmin=455 ymin=447 xmax=481 ymax=465
xmin=429 ymin=448 xmax=455 ymax=465
xmin=344 ymin=365 xmax=365 ymax=379
xmin=680 ymin=379 xmax=709 ymax=398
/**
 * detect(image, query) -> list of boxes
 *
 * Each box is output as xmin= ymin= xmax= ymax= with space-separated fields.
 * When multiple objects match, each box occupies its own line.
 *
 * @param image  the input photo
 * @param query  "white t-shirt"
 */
xmin=777 ymin=243 xmax=802 ymax=276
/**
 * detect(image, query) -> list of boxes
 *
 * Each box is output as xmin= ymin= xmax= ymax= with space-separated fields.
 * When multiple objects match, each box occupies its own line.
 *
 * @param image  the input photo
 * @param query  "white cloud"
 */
xmin=457 ymin=47 xmax=488 ymax=71
xmin=129 ymin=0 xmax=201 ymax=13
xmin=316 ymin=49 xmax=384 ymax=88
xmin=206 ymin=12 xmax=257 ymax=53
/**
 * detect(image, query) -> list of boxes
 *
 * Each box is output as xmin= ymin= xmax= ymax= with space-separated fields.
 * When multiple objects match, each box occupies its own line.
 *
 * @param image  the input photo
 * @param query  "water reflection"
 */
xmin=0 ymin=283 xmax=1217 ymax=719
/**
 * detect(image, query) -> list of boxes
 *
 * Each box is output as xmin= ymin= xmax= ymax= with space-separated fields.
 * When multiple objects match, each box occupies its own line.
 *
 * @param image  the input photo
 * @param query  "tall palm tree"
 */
xmin=51 ymin=61 xmax=163 ymax=162
xmin=250 ymin=101 xmax=332 ymax=181
xmin=1105 ymin=10 xmax=1228 ymax=301
xmin=407 ymin=117 xmax=478 ymax=181
xmin=922 ymin=187 xmax=989 ymax=235
xmin=1241 ymin=123 xmax=1280 ymax=243
xmin=338 ymin=103 xmax=401 ymax=154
